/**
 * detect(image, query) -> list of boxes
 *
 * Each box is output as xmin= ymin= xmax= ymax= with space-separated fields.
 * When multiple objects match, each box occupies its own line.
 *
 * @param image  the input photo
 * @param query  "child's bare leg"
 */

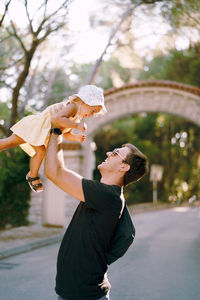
xmin=0 ymin=134 xmax=25 ymax=151
xmin=28 ymin=145 xmax=46 ymax=192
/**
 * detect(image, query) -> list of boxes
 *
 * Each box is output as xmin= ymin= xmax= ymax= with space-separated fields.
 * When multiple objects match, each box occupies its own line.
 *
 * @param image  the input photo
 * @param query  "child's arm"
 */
xmin=50 ymin=102 xmax=86 ymax=132
xmin=62 ymin=132 xmax=86 ymax=143
xmin=56 ymin=117 xmax=86 ymax=132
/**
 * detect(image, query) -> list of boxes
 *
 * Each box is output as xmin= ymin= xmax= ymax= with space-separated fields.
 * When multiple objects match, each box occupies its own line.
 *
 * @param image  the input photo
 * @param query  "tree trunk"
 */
xmin=9 ymin=42 xmax=38 ymax=130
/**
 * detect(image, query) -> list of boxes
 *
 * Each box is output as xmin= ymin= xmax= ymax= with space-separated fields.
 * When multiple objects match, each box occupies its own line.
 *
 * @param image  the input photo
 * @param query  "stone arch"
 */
xmin=39 ymin=81 xmax=200 ymax=227
xmin=86 ymin=80 xmax=200 ymax=137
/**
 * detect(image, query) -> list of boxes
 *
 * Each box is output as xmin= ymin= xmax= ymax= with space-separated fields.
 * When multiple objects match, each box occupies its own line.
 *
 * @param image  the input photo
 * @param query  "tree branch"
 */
xmin=0 ymin=55 xmax=25 ymax=70
xmin=35 ymin=0 xmax=70 ymax=36
xmin=184 ymin=10 xmax=200 ymax=27
xmin=8 ymin=21 xmax=28 ymax=53
xmin=9 ymin=40 xmax=39 ymax=127
xmin=38 ymin=22 xmax=66 ymax=42
xmin=19 ymin=54 xmax=42 ymax=118
xmin=43 ymin=0 xmax=71 ymax=20
xmin=87 ymin=5 xmax=135 ymax=84
xmin=7 ymin=0 xmax=72 ymax=127
xmin=24 ymin=0 xmax=34 ymax=34
xmin=43 ymin=0 xmax=48 ymax=19
xmin=31 ymin=1 xmax=48 ymax=22
xmin=140 ymin=0 xmax=163 ymax=4
xmin=0 ymin=0 xmax=12 ymax=27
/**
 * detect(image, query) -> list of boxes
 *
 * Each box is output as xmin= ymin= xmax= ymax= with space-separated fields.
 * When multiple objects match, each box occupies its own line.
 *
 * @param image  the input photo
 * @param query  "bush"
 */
xmin=0 ymin=148 xmax=31 ymax=229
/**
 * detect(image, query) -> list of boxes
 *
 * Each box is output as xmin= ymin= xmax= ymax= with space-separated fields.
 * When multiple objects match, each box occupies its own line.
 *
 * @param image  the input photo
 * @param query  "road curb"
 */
xmin=0 ymin=234 xmax=63 ymax=260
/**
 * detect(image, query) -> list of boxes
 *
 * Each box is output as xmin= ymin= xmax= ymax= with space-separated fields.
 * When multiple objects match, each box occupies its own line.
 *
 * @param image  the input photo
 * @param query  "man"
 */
xmin=44 ymin=128 xmax=148 ymax=300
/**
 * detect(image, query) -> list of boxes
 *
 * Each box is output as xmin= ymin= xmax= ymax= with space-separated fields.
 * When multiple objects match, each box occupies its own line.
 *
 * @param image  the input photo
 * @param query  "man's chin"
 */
xmin=97 ymin=162 xmax=104 ymax=171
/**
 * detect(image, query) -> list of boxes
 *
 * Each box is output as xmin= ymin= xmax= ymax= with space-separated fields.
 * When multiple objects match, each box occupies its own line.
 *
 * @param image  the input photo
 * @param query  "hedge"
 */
xmin=0 ymin=148 xmax=31 ymax=229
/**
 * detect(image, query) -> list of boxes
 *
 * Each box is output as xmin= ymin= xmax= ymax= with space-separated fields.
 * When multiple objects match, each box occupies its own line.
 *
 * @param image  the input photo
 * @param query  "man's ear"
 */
xmin=119 ymin=163 xmax=130 ymax=173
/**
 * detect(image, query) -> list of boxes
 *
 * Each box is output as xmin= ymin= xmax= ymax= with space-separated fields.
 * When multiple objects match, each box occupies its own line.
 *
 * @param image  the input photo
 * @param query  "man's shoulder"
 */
xmin=82 ymin=178 xmax=123 ymax=214
xmin=82 ymin=178 xmax=121 ymax=195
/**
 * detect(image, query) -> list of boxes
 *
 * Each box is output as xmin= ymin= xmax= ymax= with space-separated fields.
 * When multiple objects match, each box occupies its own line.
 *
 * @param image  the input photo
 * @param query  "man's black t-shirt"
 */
xmin=55 ymin=179 xmax=124 ymax=300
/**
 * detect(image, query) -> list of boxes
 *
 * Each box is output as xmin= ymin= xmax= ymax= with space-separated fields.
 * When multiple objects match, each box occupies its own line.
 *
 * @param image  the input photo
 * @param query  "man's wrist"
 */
xmin=50 ymin=128 xmax=62 ymax=135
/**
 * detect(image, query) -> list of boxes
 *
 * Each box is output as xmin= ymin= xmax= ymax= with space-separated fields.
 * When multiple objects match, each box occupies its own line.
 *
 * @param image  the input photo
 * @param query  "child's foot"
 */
xmin=26 ymin=172 xmax=43 ymax=193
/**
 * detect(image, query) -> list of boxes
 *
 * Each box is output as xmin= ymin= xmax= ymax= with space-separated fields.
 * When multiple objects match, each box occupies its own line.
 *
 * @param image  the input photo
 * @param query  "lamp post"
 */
xmin=150 ymin=164 xmax=164 ymax=205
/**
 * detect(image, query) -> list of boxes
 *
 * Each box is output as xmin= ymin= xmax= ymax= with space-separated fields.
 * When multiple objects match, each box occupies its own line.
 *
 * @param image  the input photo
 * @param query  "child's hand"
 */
xmin=62 ymin=132 xmax=85 ymax=143
xmin=73 ymin=134 xmax=86 ymax=143
xmin=77 ymin=120 xmax=87 ymax=132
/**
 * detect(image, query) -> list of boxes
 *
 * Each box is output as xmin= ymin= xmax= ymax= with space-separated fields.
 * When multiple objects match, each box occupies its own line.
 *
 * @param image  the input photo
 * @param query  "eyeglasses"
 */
xmin=110 ymin=149 xmax=129 ymax=164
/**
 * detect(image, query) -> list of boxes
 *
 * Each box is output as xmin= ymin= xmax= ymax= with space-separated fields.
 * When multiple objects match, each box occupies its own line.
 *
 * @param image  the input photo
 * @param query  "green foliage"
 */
xmin=0 ymin=25 xmax=23 ymax=83
xmin=70 ymin=62 xmax=93 ymax=88
xmin=0 ymin=148 xmax=31 ymax=229
xmin=139 ymin=47 xmax=200 ymax=87
xmin=0 ymin=102 xmax=10 ymax=132
xmin=160 ymin=0 xmax=200 ymax=30
xmin=68 ymin=57 xmax=131 ymax=91
xmin=94 ymin=113 xmax=200 ymax=205
xmin=46 ymin=68 xmax=75 ymax=106
xmin=97 ymin=57 xmax=132 ymax=90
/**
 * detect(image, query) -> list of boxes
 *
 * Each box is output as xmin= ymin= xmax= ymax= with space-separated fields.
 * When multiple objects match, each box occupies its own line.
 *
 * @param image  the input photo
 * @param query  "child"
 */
xmin=0 ymin=85 xmax=106 ymax=193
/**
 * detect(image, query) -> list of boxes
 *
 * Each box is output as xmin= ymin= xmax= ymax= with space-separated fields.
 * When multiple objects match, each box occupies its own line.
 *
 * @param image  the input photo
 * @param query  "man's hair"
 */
xmin=122 ymin=143 xmax=149 ymax=187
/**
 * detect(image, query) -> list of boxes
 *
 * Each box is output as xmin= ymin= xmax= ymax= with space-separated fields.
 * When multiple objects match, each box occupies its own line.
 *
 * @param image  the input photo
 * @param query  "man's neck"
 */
xmin=100 ymin=175 xmax=123 ymax=187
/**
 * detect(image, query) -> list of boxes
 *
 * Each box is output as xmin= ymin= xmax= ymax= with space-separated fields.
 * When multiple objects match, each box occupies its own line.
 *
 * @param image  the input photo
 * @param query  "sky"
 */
xmin=5 ymin=0 xmax=195 ymax=66
xmin=1 ymin=0 xmax=199 ymax=74
xmin=6 ymin=0 xmax=109 ymax=63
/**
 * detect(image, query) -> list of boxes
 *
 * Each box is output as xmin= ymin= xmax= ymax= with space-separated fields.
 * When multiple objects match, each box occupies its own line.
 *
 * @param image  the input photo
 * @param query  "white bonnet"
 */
xmin=69 ymin=85 xmax=106 ymax=114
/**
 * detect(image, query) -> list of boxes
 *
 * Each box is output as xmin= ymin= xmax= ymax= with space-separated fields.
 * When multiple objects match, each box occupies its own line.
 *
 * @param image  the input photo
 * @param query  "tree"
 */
xmin=93 ymin=113 xmax=200 ymax=205
xmin=160 ymin=0 xmax=200 ymax=34
xmin=139 ymin=47 xmax=200 ymax=87
xmin=0 ymin=0 xmax=12 ymax=27
xmin=87 ymin=5 xmax=134 ymax=84
xmin=69 ymin=57 xmax=132 ymax=91
xmin=0 ymin=0 xmax=71 ymax=136
xmin=87 ymin=0 xmax=167 ymax=85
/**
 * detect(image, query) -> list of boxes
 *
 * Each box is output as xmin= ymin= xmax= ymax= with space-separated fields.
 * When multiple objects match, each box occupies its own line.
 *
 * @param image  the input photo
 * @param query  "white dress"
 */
xmin=10 ymin=101 xmax=80 ymax=157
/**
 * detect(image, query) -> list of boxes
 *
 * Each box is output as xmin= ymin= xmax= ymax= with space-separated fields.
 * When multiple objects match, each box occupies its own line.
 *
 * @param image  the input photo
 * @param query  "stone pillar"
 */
xmin=42 ymin=143 xmax=84 ymax=228
xmin=62 ymin=148 xmax=83 ymax=226
xmin=42 ymin=178 xmax=66 ymax=227
xmin=81 ymin=136 xmax=96 ymax=179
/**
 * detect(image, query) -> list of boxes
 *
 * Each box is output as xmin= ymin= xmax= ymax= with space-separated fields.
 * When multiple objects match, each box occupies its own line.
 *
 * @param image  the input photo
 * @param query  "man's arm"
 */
xmin=44 ymin=133 xmax=85 ymax=202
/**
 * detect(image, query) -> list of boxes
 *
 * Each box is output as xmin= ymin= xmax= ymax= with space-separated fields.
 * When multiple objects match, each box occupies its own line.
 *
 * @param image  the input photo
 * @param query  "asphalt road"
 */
xmin=1 ymin=206 xmax=200 ymax=300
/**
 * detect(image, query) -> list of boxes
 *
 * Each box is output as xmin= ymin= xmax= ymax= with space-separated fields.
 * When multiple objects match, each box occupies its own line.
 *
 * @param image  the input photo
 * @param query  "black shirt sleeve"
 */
xmin=82 ymin=178 xmax=122 ymax=215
